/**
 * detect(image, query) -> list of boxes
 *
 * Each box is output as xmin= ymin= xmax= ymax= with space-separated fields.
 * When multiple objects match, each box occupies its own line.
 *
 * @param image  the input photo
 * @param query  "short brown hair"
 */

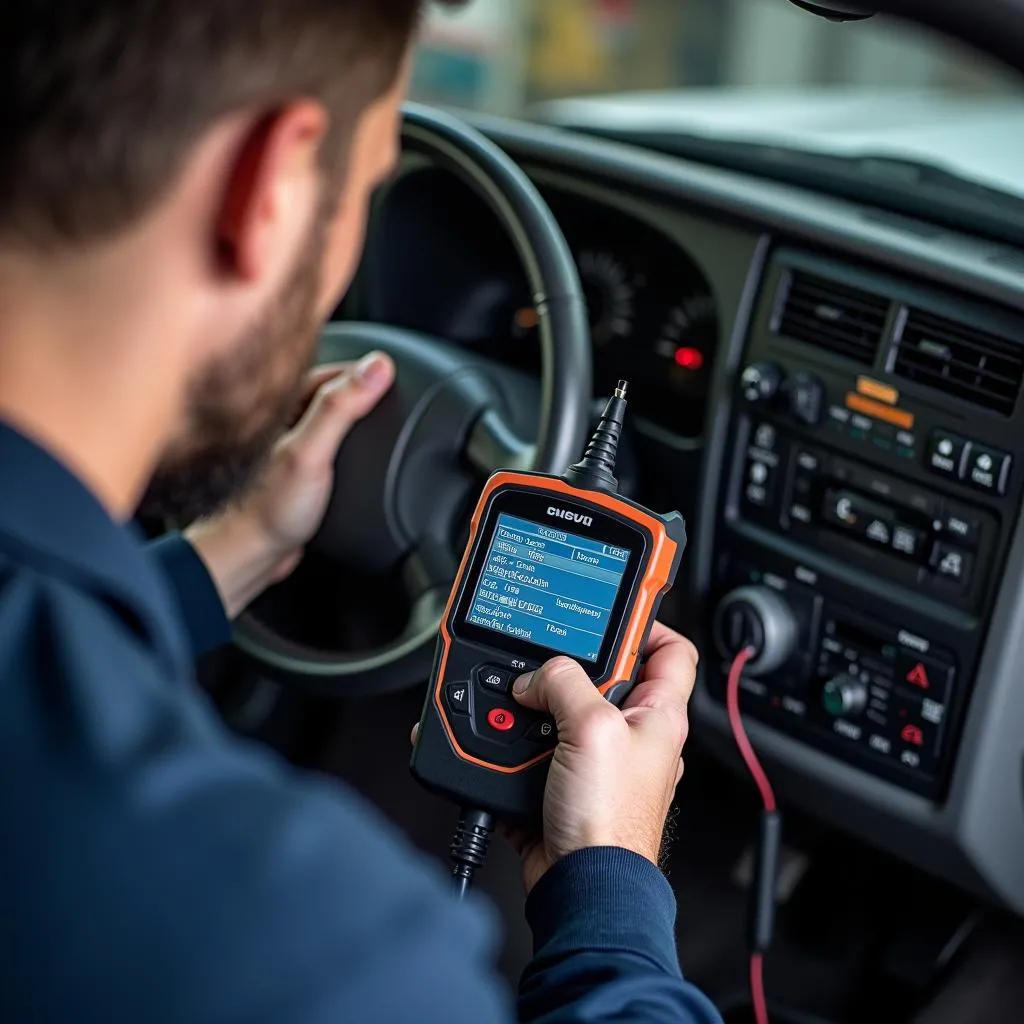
xmin=0 ymin=1 xmax=460 ymax=251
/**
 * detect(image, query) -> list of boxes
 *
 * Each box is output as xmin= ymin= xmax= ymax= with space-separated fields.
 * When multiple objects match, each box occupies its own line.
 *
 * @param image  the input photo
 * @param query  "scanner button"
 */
xmin=486 ymin=707 xmax=516 ymax=732
xmin=477 ymin=665 xmax=514 ymax=693
xmin=445 ymin=683 xmax=470 ymax=715
xmin=525 ymin=719 xmax=556 ymax=744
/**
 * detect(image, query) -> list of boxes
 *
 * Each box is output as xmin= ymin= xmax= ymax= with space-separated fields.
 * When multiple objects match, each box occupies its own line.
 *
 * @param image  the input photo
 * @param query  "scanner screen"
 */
xmin=466 ymin=513 xmax=631 ymax=663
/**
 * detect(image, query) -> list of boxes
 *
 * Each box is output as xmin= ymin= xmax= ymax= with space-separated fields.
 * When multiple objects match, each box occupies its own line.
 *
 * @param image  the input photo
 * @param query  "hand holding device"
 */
xmin=505 ymin=622 xmax=697 ymax=895
xmin=410 ymin=382 xmax=689 ymax=895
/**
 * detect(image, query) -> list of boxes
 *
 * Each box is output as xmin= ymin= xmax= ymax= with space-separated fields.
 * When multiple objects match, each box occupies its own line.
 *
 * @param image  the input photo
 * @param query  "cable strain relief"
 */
xmin=449 ymin=807 xmax=494 ymax=873
xmin=747 ymin=809 xmax=783 ymax=955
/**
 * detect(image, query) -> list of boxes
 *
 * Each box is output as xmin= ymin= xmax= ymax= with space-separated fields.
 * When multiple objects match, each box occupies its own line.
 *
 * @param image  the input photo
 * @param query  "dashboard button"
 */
xmin=477 ymin=665 xmax=514 ymax=693
xmin=445 ymin=683 xmax=470 ymax=715
xmin=787 ymin=373 xmax=825 ymax=426
xmin=822 ymin=489 xmax=895 ymax=543
xmin=894 ymin=652 xmax=954 ymax=701
xmin=925 ymin=431 xmax=969 ymax=479
xmin=965 ymin=444 xmax=1012 ymax=495
xmin=942 ymin=510 xmax=982 ymax=546
xmin=931 ymin=543 xmax=973 ymax=586
xmin=891 ymin=524 xmax=925 ymax=559
xmin=889 ymin=692 xmax=943 ymax=772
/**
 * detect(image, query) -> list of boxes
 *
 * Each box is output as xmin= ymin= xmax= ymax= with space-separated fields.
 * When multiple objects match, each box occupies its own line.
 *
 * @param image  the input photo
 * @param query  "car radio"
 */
xmin=706 ymin=250 xmax=1024 ymax=800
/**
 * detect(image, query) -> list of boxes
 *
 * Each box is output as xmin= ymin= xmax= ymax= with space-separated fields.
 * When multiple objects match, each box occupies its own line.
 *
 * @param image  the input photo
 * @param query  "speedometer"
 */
xmin=577 ymin=248 xmax=638 ymax=347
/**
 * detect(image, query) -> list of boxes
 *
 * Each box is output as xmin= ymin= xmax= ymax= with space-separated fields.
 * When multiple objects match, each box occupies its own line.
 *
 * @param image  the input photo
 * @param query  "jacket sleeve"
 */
xmin=519 ymin=848 xmax=724 ymax=1024
xmin=147 ymin=531 xmax=232 ymax=658
xmin=0 ymin=569 xmax=514 ymax=1024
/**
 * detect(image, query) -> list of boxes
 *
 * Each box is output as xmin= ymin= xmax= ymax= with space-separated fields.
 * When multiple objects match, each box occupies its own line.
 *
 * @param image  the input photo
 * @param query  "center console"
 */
xmin=703 ymin=249 xmax=1024 ymax=801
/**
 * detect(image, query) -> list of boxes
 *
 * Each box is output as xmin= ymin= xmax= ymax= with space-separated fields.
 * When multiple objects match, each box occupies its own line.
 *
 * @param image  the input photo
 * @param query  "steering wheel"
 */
xmin=233 ymin=104 xmax=592 ymax=696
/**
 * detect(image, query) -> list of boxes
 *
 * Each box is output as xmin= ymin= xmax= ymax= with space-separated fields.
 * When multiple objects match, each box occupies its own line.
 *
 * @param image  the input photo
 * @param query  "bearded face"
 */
xmin=139 ymin=194 xmax=330 ymax=525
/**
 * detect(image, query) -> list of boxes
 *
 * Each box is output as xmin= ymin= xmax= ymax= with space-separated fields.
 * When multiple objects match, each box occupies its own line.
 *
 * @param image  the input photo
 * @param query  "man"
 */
xmin=0 ymin=3 xmax=722 ymax=1022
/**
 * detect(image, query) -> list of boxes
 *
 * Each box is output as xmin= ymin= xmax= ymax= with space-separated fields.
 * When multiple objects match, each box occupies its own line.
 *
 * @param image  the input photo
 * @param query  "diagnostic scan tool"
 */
xmin=412 ymin=383 xmax=687 ymax=825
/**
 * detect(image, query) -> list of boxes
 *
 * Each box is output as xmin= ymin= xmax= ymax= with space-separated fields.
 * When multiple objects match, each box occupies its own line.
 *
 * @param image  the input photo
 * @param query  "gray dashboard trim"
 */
xmin=471 ymin=113 xmax=1024 ymax=314
xmin=468 ymin=115 xmax=1024 ymax=912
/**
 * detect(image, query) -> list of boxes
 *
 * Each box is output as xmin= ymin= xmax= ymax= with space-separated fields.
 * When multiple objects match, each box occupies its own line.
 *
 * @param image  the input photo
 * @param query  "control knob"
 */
xmin=785 ymin=372 xmax=825 ymax=426
xmin=740 ymin=362 xmax=784 ymax=406
xmin=821 ymin=674 xmax=868 ymax=717
xmin=714 ymin=585 xmax=799 ymax=676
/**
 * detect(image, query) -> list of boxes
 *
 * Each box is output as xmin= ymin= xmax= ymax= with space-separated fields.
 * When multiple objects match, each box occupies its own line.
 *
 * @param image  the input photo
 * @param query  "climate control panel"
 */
xmin=735 ymin=417 xmax=999 ymax=612
xmin=709 ymin=556 xmax=964 ymax=796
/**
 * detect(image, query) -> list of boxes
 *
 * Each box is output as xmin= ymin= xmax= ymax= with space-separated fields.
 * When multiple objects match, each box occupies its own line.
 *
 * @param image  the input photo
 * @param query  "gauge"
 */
xmin=576 ymin=248 xmax=638 ymax=347
xmin=653 ymin=290 xmax=717 ymax=374
xmin=645 ymin=287 xmax=718 ymax=436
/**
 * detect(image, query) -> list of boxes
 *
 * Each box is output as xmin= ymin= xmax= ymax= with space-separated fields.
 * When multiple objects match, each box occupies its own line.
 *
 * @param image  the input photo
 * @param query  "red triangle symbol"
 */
xmin=906 ymin=663 xmax=930 ymax=689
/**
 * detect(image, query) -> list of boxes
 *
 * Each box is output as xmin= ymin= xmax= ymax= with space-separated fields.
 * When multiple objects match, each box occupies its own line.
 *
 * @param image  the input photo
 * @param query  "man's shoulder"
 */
xmin=0 ymin=542 xmax=156 ymax=650
xmin=0 ymin=551 xmax=507 ymax=1023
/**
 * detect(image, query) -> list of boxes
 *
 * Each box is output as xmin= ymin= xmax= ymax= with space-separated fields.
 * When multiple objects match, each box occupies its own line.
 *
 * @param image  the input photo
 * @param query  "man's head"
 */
xmin=0 ymin=1 xmax=460 ymax=520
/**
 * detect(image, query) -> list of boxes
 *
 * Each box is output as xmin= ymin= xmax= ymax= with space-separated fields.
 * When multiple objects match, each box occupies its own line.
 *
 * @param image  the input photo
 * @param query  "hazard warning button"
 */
xmin=905 ymin=663 xmax=930 ymax=689
xmin=895 ymin=652 xmax=954 ymax=701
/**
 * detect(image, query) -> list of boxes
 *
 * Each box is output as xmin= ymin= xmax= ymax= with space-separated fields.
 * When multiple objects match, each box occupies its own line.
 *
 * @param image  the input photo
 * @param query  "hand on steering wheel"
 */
xmin=188 ymin=355 xmax=394 ymax=618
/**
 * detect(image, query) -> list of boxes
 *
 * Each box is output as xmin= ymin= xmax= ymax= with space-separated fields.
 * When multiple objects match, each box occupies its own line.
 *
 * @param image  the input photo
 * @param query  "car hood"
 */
xmin=533 ymin=88 xmax=1024 ymax=201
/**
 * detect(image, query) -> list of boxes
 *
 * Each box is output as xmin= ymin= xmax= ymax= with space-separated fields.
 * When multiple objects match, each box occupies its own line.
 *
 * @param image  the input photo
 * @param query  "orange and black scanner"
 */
xmin=411 ymin=382 xmax=687 ymax=824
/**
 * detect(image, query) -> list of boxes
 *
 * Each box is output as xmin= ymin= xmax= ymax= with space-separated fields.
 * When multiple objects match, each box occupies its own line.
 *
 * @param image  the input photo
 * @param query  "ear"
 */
xmin=215 ymin=101 xmax=329 ymax=281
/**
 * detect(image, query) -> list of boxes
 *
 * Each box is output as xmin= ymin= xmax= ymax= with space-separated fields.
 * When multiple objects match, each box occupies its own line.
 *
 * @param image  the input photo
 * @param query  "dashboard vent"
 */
xmin=773 ymin=270 xmax=889 ymax=365
xmin=893 ymin=309 xmax=1024 ymax=417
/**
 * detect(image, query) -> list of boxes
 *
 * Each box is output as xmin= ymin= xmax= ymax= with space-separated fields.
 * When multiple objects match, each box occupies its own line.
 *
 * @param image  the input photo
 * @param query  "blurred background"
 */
xmin=409 ymin=0 xmax=1018 ymax=115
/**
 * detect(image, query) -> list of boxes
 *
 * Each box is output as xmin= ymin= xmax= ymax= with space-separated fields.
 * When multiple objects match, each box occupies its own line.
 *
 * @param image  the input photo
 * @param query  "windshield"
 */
xmin=409 ymin=0 xmax=1024 ymax=212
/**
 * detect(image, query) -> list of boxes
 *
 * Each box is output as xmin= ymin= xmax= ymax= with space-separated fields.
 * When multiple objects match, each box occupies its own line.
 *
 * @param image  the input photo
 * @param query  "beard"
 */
xmin=139 ymin=201 xmax=329 ymax=525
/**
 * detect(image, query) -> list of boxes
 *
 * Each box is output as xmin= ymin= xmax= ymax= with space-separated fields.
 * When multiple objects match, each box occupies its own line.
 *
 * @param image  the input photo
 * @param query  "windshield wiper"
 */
xmin=572 ymin=127 xmax=1024 ymax=247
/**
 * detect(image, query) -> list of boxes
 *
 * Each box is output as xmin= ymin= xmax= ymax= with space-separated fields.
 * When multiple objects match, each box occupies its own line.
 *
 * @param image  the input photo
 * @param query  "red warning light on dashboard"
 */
xmin=901 ymin=724 xmax=924 ymax=746
xmin=905 ymin=663 xmax=930 ymax=690
xmin=674 ymin=346 xmax=704 ymax=370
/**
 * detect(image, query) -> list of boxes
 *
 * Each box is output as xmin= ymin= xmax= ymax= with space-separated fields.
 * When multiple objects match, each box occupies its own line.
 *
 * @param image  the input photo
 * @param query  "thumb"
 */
xmin=512 ymin=656 xmax=611 ymax=733
xmin=289 ymin=351 xmax=394 ymax=465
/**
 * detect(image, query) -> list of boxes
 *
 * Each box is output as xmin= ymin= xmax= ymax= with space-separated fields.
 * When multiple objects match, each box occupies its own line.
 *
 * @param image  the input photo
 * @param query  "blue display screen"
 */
xmin=466 ymin=513 xmax=631 ymax=662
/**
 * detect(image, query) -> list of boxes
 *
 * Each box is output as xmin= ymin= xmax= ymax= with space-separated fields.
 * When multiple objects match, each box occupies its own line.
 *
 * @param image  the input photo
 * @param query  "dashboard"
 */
xmin=361 ymin=114 xmax=1024 ymax=918
xmin=362 ymin=166 xmax=717 ymax=438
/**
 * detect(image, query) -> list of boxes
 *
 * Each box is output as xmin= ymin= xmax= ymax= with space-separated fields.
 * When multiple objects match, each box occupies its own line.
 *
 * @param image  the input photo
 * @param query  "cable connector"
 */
xmin=450 ymin=807 xmax=494 ymax=900
xmin=563 ymin=380 xmax=628 ymax=493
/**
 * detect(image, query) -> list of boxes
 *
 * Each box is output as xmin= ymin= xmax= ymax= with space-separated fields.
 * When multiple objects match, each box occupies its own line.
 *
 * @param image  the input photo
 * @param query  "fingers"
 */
xmin=621 ymin=622 xmax=699 ymax=718
xmin=303 ymin=362 xmax=352 ymax=396
xmin=512 ymin=656 xmax=616 ymax=736
xmin=287 ymin=352 xmax=394 ymax=466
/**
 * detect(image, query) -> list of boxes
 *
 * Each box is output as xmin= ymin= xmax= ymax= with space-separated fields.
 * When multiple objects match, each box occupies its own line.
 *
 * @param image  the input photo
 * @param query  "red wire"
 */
xmin=725 ymin=646 xmax=777 ymax=813
xmin=726 ymin=645 xmax=775 ymax=1024
xmin=750 ymin=954 xmax=769 ymax=1024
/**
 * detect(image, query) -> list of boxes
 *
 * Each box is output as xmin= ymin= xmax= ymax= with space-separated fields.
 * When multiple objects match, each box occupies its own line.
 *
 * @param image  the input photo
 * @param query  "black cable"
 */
xmin=450 ymin=807 xmax=495 ymax=900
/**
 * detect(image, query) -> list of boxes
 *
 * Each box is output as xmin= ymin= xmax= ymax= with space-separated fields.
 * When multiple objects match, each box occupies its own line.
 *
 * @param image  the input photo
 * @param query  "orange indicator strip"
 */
xmin=845 ymin=392 xmax=915 ymax=429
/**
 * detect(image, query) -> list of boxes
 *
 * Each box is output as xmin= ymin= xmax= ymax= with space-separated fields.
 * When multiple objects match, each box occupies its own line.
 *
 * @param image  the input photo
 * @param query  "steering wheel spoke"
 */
xmin=465 ymin=408 xmax=536 ymax=477
xmin=402 ymin=539 xmax=457 ymax=605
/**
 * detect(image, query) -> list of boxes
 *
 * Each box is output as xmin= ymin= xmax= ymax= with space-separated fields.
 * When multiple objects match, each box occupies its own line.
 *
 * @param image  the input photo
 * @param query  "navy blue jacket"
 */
xmin=0 ymin=420 xmax=722 ymax=1024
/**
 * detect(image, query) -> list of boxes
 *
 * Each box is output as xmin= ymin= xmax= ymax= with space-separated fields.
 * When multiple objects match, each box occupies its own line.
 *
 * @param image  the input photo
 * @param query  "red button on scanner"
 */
xmin=487 ymin=707 xmax=516 ymax=732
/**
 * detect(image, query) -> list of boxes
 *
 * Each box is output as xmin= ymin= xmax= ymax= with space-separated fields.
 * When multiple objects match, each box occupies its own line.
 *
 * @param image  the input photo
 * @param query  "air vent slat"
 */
xmin=773 ymin=269 xmax=888 ymax=365
xmin=786 ymin=284 xmax=886 ymax=319
xmin=893 ymin=308 xmax=1024 ymax=417
xmin=900 ymin=314 xmax=1022 ymax=365
xmin=778 ymin=312 xmax=878 ymax=352
xmin=783 ymin=304 xmax=885 ymax=339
